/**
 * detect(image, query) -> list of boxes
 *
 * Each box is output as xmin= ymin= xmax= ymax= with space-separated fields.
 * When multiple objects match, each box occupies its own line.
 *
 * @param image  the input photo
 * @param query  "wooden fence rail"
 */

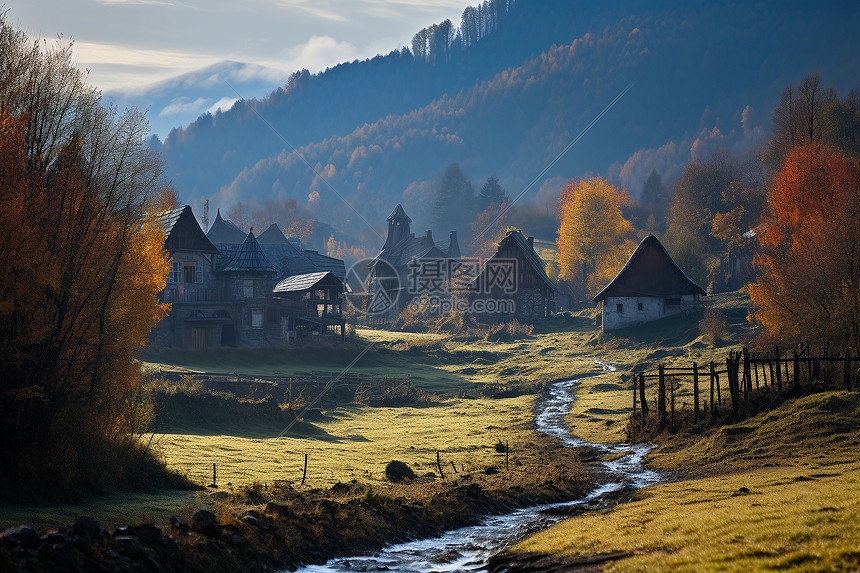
xmin=632 ymin=344 xmax=858 ymax=433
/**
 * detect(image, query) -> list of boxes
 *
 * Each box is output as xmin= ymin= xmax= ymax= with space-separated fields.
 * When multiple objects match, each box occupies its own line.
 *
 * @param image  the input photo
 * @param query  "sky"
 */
xmin=3 ymin=0 xmax=466 ymax=92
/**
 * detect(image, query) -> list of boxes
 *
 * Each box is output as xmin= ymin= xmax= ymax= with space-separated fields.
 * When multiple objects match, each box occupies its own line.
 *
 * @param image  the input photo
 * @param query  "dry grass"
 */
xmin=510 ymin=391 xmax=860 ymax=572
xmin=150 ymin=395 xmax=543 ymax=490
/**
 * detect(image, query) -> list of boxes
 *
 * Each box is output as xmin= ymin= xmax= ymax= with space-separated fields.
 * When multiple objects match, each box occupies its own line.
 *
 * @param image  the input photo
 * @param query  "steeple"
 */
xmin=384 ymin=204 xmax=412 ymax=249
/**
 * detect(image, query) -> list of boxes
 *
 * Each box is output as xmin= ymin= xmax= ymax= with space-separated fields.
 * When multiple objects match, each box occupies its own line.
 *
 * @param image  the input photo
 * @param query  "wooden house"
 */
xmin=471 ymin=230 xmax=556 ymax=320
xmin=594 ymin=234 xmax=705 ymax=331
xmin=273 ymin=271 xmax=346 ymax=342
xmin=368 ymin=204 xmax=460 ymax=315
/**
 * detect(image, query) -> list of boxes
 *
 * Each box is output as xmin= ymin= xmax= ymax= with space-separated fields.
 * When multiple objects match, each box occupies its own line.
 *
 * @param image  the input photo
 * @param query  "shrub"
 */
xmin=385 ymin=460 xmax=417 ymax=482
xmin=484 ymin=320 xmax=534 ymax=342
xmin=699 ymin=308 xmax=728 ymax=344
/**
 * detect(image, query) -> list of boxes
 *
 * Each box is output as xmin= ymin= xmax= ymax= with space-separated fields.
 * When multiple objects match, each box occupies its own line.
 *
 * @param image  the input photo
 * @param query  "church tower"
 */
xmin=383 ymin=204 xmax=412 ymax=250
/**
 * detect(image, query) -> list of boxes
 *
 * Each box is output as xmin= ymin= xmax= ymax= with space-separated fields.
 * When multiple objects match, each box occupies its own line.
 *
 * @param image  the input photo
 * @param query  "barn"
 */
xmin=594 ymin=234 xmax=705 ymax=330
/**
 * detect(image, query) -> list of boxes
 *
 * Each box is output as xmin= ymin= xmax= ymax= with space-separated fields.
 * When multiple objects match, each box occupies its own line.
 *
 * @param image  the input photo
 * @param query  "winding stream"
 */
xmin=295 ymin=365 xmax=662 ymax=573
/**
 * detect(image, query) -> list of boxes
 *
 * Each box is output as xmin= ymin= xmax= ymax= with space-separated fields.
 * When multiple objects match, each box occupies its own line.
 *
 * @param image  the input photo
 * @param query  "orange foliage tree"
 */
xmin=750 ymin=143 xmax=860 ymax=345
xmin=556 ymin=177 xmax=635 ymax=300
xmin=0 ymin=16 xmax=172 ymax=494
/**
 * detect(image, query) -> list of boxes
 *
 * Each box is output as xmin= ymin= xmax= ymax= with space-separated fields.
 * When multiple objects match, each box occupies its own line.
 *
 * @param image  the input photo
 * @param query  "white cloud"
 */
xmin=208 ymin=96 xmax=238 ymax=114
xmin=281 ymin=35 xmax=359 ymax=73
xmin=159 ymin=96 xmax=210 ymax=117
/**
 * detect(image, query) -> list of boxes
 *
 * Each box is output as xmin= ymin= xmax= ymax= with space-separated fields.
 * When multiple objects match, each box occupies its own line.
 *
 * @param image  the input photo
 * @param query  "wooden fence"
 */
xmin=154 ymin=369 xmax=415 ymax=406
xmin=631 ymin=344 xmax=857 ymax=432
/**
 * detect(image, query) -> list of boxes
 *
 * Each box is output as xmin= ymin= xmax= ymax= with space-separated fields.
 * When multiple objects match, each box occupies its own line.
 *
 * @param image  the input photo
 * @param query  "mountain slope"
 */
xmin=160 ymin=0 xmax=860 ymax=241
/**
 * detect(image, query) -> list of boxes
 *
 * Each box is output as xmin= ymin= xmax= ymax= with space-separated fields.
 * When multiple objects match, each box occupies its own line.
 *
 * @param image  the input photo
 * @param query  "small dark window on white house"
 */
xmin=616 ymin=303 xmax=624 ymax=313
xmin=637 ymin=302 xmax=644 ymax=311
xmin=250 ymin=309 xmax=263 ymax=328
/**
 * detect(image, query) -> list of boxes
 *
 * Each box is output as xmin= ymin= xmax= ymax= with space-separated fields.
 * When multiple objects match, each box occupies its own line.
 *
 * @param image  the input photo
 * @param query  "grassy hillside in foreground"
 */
xmin=506 ymin=391 xmax=860 ymax=572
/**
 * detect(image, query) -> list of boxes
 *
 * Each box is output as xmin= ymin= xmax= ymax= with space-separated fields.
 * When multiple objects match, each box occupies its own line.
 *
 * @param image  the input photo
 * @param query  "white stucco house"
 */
xmin=594 ymin=234 xmax=706 ymax=331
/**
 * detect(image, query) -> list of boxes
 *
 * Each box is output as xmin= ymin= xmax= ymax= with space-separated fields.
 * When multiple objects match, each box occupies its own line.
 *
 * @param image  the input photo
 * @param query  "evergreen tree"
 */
xmin=478 ymin=175 xmax=507 ymax=210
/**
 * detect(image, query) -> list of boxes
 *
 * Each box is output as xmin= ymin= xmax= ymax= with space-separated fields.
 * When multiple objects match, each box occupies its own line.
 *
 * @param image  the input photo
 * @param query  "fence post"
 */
xmin=211 ymin=463 xmax=217 ymax=488
xmin=709 ymin=361 xmax=716 ymax=414
xmin=639 ymin=372 xmax=649 ymax=417
xmin=632 ymin=376 xmax=637 ymax=418
xmin=658 ymin=364 xmax=667 ymax=427
xmin=301 ymin=453 xmax=308 ymax=486
xmin=506 ymin=441 xmax=510 ymax=471
xmin=726 ymin=354 xmax=739 ymax=413
xmin=775 ymin=346 xmax=783 ymax=393
xmin=845 ymin=349 xmax=852 ymax=391
xmin=693 ymin=362 xmax=700 ymax=422
xmin=793 ymin=349 xmax=800 ymax=395
xmin=742 ymin=347 xmax=752 ymax=396
xmin=436 ymin=451 xmax=445 ymax=480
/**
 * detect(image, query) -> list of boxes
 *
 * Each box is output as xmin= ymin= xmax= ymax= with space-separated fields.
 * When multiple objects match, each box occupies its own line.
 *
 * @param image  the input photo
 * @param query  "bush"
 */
xmin=699 ymin=308 xmax=728 ymax=344
xmin=484 ymin=320 xmax=534 ymax=342
xmin=385 ymin=460 xmax=417 ymax=482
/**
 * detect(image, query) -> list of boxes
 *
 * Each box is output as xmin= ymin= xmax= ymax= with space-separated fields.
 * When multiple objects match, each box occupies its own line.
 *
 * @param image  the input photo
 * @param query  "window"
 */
xmin=244 ymin=279 xmax=254 ymax=298
xmin=183 ymin=262 xmax=196 ymax=283
xmin=169 ymin=261 xmax=182 ymax=283
xmin=616 ymin=303 xmax=624 ymax=313
xmin=315 ymin=289 xmax=327 ymax=300
xmin=637 ymin=302 xmax=644 ymax=311
xmin=317 ymin=304 xmax=325 ymax=318
xmin=251 ymin=309 xmax=263 ymax=328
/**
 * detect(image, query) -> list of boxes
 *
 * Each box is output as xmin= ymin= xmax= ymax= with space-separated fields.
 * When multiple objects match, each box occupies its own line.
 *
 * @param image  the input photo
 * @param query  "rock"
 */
xmin=191 ymin=510 xmax=220 ymax=538
xmin=385 ymin=460 xmax=417 ymax=482
xmin=50 ymin=540 xmax=80 ymax=568
xmin=484 ymin=466 xmax=499 ymax=475
xmin=114 ymin=535 xmax=144 ymax=558
xmin=1 ymin=525 xmax=40 ymax=548
xmin=73 ymin=516 xmax=101 ymax=539
xmin=169 ymin=516 xmax=190 ymax=533
xmin=135 ymin=524 xmax=162 ymax=544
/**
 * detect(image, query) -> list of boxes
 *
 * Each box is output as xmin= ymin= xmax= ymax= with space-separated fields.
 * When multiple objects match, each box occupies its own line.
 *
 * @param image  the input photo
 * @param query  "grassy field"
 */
xmin=508 ymin=391 xmax=860 ymax=572
xmin=151 ymin=394 xmax=542 ymax=489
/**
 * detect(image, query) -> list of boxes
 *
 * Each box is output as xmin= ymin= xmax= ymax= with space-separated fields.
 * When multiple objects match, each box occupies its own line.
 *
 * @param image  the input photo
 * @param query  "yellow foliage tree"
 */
xmin=556 ymin=177 xmax=634 ymax=299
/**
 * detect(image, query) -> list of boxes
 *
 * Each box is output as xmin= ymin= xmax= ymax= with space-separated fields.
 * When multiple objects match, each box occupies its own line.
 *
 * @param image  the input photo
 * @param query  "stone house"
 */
xmin=594 ymin=234 xmax=705 ymax=331
xmin=153 ymin=205 xmax=346 ymax=348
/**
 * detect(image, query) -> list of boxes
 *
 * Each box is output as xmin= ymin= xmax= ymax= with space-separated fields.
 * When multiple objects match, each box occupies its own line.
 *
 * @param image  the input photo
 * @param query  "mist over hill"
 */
xmin=157 ymin=0 xmax=860 ymax=244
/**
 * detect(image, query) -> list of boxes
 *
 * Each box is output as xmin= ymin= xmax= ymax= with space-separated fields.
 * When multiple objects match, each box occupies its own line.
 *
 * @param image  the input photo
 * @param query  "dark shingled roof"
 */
xmin=159 ymin=205 xmax=219 ymax=254
xmin=257 ymin=224 xmax=290 ymax=244
xmin=219 ymin=230 xmax=279 ymax=273
xmin=206 ymin=210 xmax=247 ymax=244
xmin=593 ymin=234 xmax=706 ymax=302
xmin=273 ymin=271 xmax=338 ymax=293
xmin=503 ymin=230 xmax=555 ymax=289
xmin=387 ymin=203 xmax=412 ymax=222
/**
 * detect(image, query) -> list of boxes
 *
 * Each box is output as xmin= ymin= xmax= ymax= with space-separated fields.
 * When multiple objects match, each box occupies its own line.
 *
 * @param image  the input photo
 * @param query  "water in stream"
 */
xmin=295 ymin=367 xmax=662 ymax=573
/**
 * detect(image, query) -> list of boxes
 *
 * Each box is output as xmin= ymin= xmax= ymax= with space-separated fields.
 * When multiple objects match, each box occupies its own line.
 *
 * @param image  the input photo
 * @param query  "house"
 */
xmin=368 ymin=204 xmax=460 ymax=314
xmin=594 ymin=234 xmax=705 ymax=331
xmin=273 ymin=271 xmax=346 ymax=343
xmin=153 ymin=205 xmax=346 ymax=348
xmin=470 ymin=230 xmax=556 ymax=320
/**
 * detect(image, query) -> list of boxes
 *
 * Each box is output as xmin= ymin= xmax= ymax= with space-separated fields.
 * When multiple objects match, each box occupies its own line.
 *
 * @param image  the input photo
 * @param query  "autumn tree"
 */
xmin=556 ymin=177 xmax=635 ymax=300
xmin=0 ymin=17 xmax=175 ymax=495
xmin=750 ymin=143 xmax=860 ymax=345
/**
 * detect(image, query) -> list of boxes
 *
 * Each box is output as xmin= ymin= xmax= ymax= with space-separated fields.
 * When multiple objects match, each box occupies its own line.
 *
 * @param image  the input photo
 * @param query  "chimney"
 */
xmin=425 ymin=229 xmax=433 ymax=242
xmin=449 ymin=230 xmax=460 ymax=258
xmin=527 ymin=236 xmax=534 ymax=249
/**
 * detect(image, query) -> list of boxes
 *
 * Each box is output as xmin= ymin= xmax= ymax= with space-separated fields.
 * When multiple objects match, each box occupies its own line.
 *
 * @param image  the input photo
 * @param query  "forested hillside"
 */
xmin=159 ymin=0 xmax=859 ymax=244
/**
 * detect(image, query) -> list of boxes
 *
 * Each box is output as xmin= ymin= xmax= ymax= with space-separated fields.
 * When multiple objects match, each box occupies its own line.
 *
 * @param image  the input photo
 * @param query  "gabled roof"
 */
xmin=257 ymin=223 xmax=290 ymax=244
xmin=273 ymin=271 xmax=340 ymax=293
xmin=159 ymin=205 xmax=219 ymax=254
xmin=206 ymin=209 xmax=246 ymax=244
xmin=500 ymin=230 xmax=555 ymax=289
xmin=219 ymin=230 xmax=279 ymax=273
xmin=387 ymin=203 xmax=412 ymax=223
xmin=593 ymin=234 xmax=706 ymax=302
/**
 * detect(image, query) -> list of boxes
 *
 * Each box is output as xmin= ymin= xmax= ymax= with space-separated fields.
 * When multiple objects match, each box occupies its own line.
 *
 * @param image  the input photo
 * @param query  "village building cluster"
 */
xmin=154 ymin=203 xmax=706 ymax=348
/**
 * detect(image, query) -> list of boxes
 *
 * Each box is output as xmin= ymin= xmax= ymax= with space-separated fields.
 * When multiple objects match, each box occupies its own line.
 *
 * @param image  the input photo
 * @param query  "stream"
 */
xmin=295 ymin=364 xmax=663 ymax=573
